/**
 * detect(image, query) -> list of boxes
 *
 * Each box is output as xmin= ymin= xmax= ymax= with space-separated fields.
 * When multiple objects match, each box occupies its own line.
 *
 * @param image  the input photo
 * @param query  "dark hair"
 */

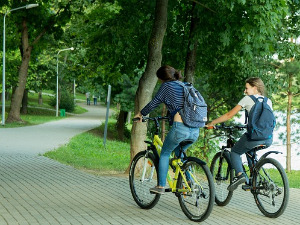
xmin=245 ymin=77 xmax=266 ymax=96
xmin=156 ymin=65 xmax=182 ymax=81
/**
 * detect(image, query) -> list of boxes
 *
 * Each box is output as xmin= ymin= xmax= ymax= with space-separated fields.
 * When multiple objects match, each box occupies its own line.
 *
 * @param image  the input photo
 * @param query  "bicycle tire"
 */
xmin=210 ymin=151 xmax=233 ymax=206
xmin=129 ymin=151 xmax=160 ymax=209
xmin=177 ymin=158 xmax=215 ymax=222
xmin=252 ymin=157 xmax=289 ymax=218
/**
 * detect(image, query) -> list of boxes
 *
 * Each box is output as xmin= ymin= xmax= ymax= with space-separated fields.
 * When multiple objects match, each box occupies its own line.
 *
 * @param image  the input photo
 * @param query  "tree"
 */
xmin=274 ymin=60 xmax=300 ymax=172
xmin=129 ymin=0 xmax=168 ymax=167
xmin=0 ymin=0 xmax=86 ymax=123
xmin=272 ymin=0 xmax=300 ymax=172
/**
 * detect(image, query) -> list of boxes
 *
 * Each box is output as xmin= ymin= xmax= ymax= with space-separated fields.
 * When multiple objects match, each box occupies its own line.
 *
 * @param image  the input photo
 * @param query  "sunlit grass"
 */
xmin=44 ymin=129 xmax=130 ymax=174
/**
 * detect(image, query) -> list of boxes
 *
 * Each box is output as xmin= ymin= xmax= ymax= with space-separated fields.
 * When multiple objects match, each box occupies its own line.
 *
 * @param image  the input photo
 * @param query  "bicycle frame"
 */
xmin=150 ymin=134 xmax=202 ymax=193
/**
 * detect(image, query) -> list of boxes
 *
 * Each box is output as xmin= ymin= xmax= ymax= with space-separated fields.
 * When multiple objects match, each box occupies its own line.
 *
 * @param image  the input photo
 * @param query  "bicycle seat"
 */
xmin=252 ymin=145 xmax=267 ymax=151
xmin=179 ymin=139 xmax=194 ymax=148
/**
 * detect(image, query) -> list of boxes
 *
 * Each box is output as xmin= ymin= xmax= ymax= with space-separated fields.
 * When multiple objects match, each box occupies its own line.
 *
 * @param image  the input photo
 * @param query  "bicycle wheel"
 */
xmin=252 ymin=157 xmax=289 ymax=218
xmin=210 ymin=152 xmax=233 ymax=206
xmin=177 ymin=158 xmax=215 ymax=222
xmin=129 ymin=151 xmax=160 ymax=209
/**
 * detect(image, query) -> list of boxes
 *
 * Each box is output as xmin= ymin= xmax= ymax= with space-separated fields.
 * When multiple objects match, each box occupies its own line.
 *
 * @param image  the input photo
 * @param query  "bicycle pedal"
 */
xmin=164 ymin=188 xmax=172 ymax=192
xmin=242 ymin=184 xmax=251 ymax=191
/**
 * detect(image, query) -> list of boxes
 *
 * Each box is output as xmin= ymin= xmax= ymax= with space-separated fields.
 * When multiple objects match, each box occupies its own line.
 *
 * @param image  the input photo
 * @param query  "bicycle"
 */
xmin=129 ymin=116 xmax=215 ymax=222
xmin=208 ymin=124 xmax=289 ymax=218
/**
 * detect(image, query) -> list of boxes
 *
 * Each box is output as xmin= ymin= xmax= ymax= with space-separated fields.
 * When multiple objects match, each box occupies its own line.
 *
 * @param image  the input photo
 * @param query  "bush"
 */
xmin=49 ymin=91 xmax=75 ymax=112
xmin=60 ymin=91 xmax=75 ymax=112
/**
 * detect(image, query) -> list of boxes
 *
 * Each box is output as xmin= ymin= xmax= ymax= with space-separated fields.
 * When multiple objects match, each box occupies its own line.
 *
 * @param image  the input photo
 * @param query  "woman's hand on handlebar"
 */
xmin=133 ymin=112 xmax=143 ymax=123
xmin=205 ymin=122 xmax=216 ymax=130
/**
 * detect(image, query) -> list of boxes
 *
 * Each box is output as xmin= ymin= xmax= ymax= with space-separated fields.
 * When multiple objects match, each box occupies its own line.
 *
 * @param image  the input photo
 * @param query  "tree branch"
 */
xmin=30 ymin=1 xmax=71 ymax=47
xmin=189 ymin=0 xmax=217 ymax=14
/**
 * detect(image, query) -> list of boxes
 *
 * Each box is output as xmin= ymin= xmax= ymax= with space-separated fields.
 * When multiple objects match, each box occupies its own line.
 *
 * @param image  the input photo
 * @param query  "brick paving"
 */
xmin=0 ymin=154 xmax=298 ymax=225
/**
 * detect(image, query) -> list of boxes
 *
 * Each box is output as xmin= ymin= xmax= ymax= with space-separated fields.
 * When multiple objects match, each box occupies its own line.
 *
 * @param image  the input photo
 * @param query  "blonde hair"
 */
xmin=245 ymin=77 xmax=266 ymax=96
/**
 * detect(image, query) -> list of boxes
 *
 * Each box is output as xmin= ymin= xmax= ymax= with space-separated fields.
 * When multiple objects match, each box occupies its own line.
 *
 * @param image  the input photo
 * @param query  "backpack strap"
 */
xmin=249 ymin=95 xmax=257 ymax=102
xmin=245 ymin=95 xmax=256 ymax=124
xmin=244 ymin=95 xmax=268 ymax=124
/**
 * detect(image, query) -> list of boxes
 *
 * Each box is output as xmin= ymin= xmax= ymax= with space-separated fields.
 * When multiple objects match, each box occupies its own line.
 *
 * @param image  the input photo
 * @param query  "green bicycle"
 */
xmin=129 ymin=116 xmax=215 ymax=222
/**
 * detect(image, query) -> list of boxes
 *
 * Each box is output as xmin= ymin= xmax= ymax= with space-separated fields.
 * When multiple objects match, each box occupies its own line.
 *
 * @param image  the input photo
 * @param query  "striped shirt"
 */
xmin=141 ymin=81 xmax=184 ymax=121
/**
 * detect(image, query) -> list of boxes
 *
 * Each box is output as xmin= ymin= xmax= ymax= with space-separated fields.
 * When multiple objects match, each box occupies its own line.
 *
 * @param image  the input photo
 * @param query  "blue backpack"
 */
xmin=177 ymin=81 xmax=207 ymax=128
xmin=245 ymin=95 xmax=276 ymax=141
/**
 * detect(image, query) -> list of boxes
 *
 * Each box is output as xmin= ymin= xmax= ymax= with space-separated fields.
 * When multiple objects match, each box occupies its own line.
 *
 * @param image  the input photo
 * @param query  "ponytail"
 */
xmin=156 ymin=65 xmax=182 ymax=81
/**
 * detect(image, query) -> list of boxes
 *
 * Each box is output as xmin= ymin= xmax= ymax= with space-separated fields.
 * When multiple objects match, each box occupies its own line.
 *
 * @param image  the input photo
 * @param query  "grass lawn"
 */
xmin=285 ymin=170 xmax=300 ymax=188
xmin=44 ymin=120 xmax=131 ymax=174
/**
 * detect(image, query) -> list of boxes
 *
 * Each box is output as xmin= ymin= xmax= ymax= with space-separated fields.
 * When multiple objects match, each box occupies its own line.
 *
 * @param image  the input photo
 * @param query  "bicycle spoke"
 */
xmin=177 ymin=159 xmax=215 ymax=222
xmin=253 ymin=158 xmax=289 ymax=218
xmin=129 ymin=152 xmax=160 ymax=209
xmin=210 ymin=152 xmax=233 ymax=206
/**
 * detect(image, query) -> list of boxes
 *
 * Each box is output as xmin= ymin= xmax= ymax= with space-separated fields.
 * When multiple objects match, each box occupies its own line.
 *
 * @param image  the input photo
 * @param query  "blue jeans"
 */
xmin=230 ymin=133 xmax=273 ymax=176
xmin=158 ymin=122 xmax=199 ymax=187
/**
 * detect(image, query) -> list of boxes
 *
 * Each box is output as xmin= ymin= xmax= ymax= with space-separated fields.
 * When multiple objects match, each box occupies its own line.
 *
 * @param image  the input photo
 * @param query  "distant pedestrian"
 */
xmin=86 ymin=92 xmax=90 ymax=105
xmin=93 ymin=94 xmax=98 ymax=105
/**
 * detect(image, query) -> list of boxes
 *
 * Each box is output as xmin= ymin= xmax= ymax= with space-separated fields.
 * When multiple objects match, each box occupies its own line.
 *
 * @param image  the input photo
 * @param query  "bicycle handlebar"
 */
xmin=132 ymin=116 xmax=169 ymax=123
xmin=205 ymin=124 xmax=247 ymax=131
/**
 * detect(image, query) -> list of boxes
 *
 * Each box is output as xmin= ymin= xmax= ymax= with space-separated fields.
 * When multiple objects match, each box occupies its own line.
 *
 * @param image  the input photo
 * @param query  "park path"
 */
xmin=0 ymin=103 xmax=298 ymax=224
xmin=0 ymin=102 xmax=106 ymax=155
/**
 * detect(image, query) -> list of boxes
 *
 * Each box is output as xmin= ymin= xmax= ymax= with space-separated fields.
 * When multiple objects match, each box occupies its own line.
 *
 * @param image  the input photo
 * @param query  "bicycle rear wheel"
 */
xmin=252 ymin=157 xmax=289 ymax=218
xmin=129 ymin=151 xmax=160 ymax=209
xmin=210 ymin=151 xmax=233 ymax=206
xmin=177 ymin=158 xmax=215 ymax=222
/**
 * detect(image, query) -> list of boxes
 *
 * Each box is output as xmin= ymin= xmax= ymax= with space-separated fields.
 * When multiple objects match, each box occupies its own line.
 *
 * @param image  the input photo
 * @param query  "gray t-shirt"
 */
xmin=238 ymin=95 xmax=273 ymax=113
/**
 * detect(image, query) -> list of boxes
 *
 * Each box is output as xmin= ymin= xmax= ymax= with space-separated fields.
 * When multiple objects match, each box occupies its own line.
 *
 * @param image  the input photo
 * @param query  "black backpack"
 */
xmin=177 ymin=81 xmax=207 ymax=128
xmin=245 ymin=95 xmax=276 ymax=141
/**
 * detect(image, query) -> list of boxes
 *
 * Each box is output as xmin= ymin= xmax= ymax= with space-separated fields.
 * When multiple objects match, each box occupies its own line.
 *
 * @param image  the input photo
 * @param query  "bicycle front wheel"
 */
xmin=210 ymin=151 xmax=233 ymax=206
xmin=177 ymin=158 xmax=215 ymax=222
xmin=129 ymin=151 xmax=160 ymax=209
xmin=253 ymin=157 xmax=289 ymax=218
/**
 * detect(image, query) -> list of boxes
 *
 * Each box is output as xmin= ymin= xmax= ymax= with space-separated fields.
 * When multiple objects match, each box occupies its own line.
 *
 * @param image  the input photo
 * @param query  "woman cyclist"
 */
xmin=134 ymin=65 xmax=200 ymax=194
xmin=206 ymin=77 xmax=273 ymax=191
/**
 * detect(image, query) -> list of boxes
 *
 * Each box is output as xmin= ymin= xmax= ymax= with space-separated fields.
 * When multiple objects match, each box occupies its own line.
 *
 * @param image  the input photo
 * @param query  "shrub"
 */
xmin=49 ymin=91 xmax=75 ymax=112
xmin=60 ymin=91 xmax=75 ymax=112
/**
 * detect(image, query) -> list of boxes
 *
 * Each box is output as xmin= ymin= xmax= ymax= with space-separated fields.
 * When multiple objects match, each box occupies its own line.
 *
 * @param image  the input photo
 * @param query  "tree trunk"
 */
xmin=117 ymin=110 xmax=128 ymax=141
xmin=184 ymin=2 xmax=198 ymax=84
xmin=7 ymin=19 xmax=32 ymax=123
xmin=5 ymin=91 xmax=9 ymax=101
xmin=286 ymin=73 xmax=293 ymax=172
xmin=127 ymin=0 xmax=168 ymax=173
xmin=38 ymin=91 xmax=43 ymax=105
xmin=21 ymin=89 xmax=28 ymax=114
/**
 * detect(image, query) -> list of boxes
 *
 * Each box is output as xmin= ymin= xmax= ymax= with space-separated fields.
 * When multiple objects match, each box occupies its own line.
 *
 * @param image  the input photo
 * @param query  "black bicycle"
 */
xmin=209 ymin=124 xmax=289 ymax=218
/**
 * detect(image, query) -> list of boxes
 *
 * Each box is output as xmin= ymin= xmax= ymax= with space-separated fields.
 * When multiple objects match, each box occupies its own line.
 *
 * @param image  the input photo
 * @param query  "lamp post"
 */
xmin=2 ymin=4 xmax=39 ymax=125
xmin=56 ymin=47 xmax=74 ymax=117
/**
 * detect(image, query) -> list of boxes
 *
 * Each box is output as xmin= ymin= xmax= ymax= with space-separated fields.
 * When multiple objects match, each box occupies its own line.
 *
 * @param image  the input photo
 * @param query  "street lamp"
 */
xmin=2 ymin=4 xmax=39 ymax=125
xmin=56 ymin=47 xmax=74 ymax=117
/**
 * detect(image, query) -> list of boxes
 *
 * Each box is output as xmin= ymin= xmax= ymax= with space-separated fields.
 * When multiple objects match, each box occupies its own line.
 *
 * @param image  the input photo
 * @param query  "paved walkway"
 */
xmin=0 ymin=103 xmax=299 ymax=224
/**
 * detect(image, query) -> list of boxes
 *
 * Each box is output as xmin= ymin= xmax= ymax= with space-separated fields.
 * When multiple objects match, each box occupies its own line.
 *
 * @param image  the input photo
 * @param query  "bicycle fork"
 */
xmin=141 ymin=154 xmax=155 ymax=183
xmin=168 ymin=159 xmax=204 ymax=197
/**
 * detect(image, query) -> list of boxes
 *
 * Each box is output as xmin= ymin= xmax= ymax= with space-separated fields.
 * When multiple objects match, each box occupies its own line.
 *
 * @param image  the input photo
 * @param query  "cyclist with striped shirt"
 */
xmin=134 ymin=65 xmax=200 ymax=194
